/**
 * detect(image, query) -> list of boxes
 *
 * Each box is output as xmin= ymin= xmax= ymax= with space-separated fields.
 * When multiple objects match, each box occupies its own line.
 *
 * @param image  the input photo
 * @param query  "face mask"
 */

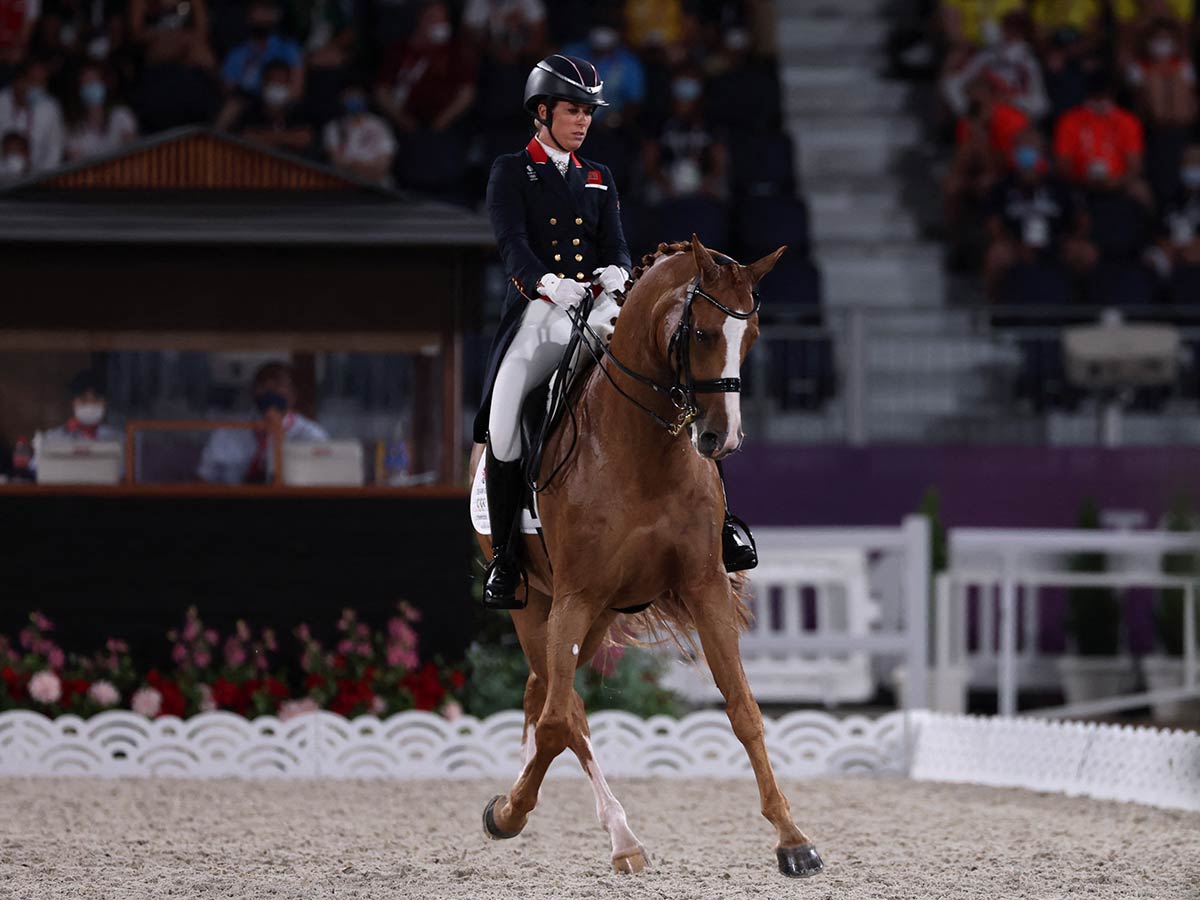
xmin=74 ymin=403 xmax=105 ymax=426
xmin=1183 ymin=166 xmax=1200 ymax=190
xmin=263 ymin=83 xmax=291 ymax=108
xmin=590 ymin=26 xmax=618 ymax=52
xmin=81 ymin=81 xmax=106 ymax=108
xmin=1014 ymin=145 xmax=1041 ymax=172
xmin=87 ymin=35 xmax=110 ymax=60
xmin=24 ymin=85 xmax=45 ymax=106
xmin=343 ymin=94 xmax=367 ymax=115
xmin=672 ymin=78 xmax=702 ymax=103
xmin=1150 ymin=36 xmax=1176 ymax=59
xmin=1 ymin=153 xmax=26 ymax=175
xmin=725 ymin=28 xmax=750 ymax=52
xmin=427 ymin=21 xmax=451 ymax=45
xmin=255 ymin=391 xmax=288 ymax=415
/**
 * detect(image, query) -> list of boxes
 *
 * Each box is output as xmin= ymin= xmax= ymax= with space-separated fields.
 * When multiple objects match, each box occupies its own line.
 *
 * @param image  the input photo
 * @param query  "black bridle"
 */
xmin=572 ymin=270 xmax=762 ymax=437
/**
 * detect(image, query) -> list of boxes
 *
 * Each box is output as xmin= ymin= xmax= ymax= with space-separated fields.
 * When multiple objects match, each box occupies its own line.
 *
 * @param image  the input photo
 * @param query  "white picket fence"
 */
xmin=661 ymin=516 xmax=930 ymax=708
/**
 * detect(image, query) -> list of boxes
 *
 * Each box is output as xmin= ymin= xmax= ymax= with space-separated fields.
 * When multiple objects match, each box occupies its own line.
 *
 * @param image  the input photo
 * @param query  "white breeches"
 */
xmin=487 ymin=293 xmax=620 ymax=462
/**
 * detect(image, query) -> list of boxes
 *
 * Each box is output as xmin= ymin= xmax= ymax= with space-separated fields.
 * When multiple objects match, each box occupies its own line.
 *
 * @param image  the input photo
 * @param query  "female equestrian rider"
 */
xmin=475 ymin=54 xmax=756 ymax=610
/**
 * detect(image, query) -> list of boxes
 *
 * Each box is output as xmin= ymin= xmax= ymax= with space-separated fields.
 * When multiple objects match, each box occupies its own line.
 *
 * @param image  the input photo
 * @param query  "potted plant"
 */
xmin=1056 ymin=498 xmax=1136 ymax=705
xmin=1141 ymin=496 xmax=1200 ymax=724
xmin=892 ymin=487 xmax=970 ymax=713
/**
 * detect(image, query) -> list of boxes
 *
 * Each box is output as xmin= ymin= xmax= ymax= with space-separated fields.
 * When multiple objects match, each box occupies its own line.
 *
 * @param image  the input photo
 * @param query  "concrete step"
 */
xmin=809 ymin=186 xmax=904 ymax=216
xmin=776 ymin=0 xmax=884 ymax=17
xmin=818 ymin=242 xmax=945 ymax=306
xmin=777 ymin=17 xmax=889 ymax=52
xmin=781 ymin=65 xmax=911 ymax=116
xmin=862 ymin=337 xmax=1021 ymax=372
xmin=811 ymin=203 xmax=918 ymax=242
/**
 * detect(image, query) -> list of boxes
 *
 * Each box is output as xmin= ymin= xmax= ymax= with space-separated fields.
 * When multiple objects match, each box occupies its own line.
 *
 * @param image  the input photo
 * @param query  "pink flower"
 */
xmin=224 ymin=638 xmax=246 ymax=668
xmin=295 ymin=623 xmax=311 ymax=643
xmin=29 ymin=670 xmax=62 ymax=704
xmin=355 ymin=623 xmax=369 ymax=638
xmin=236 ymin=620 xmax=251 ymax=642
xmin=171 ymin=644 xmax=188 ymax=665
xmin=337 ymin=639 xmax=353 ymax=655
xmin=18 ymin=628 xmax=34 ymax=650
xmin=88 ymin=680 xmax=120 ymax=707
xmin=105 ymin=639 xmax=128 ymax=655
xmin=355 ymin=642 xmax=372 ymax=657
xmin=194 ymin=650 xmax=211 ymax=669
xmin=402 ymin=604 xmax=421 ymax=623
xmin=204 ymin=629 xmax=218 ymax=645
xmin=441 ymin=700 xmax=463 ymax=721
xmin=131 ymin=687 xmax=162 ymax=718
xmin=47 ymin=647 xmax=65 ymax=670
xmin=182 ymin=619 xmax=200 ymax=642
xmin=278 ymin=698 xmax=319 ymax=721
xmin=262 ymin=629 xmax=277 ymax=652
xmin=31 ymin=612 xmax=53 ymax=631
xmin=255 ymin=652 xmax=269 ymax=672
xmin=198 ymin=684 xmax=216 ymax=712
xmin=388 ymin=620 xmax=417 ymax=648
xmin=370 ymin=696 xmax=386 ymax=715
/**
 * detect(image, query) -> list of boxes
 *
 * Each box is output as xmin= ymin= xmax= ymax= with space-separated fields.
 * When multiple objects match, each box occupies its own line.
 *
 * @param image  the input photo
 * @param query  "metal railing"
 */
xmin=743 ymin=304 xmax=1200 ymax=446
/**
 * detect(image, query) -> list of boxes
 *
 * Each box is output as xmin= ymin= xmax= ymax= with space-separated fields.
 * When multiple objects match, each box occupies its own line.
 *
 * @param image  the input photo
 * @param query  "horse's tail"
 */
xmin=610 ymin=571 xmax=753 ymax=661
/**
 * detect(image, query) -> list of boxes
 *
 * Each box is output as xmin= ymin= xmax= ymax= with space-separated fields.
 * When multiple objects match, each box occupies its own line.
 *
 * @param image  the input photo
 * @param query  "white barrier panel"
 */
xmin=909 ymin=711 xmax=1200 ymax=812
xmin=0 ymin=709 xmax=909 ymax=780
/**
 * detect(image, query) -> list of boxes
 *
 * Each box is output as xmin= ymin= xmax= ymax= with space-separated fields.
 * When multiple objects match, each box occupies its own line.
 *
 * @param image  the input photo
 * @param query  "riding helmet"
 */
xmin=523 ymin=54 xmax=609 ymax=116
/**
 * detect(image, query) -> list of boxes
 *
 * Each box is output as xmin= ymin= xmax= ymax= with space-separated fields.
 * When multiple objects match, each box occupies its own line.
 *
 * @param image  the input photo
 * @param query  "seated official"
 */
xmin=43 ymin=371 xmax=123 ymax=444
xmin=197 ymin=362 xmax=328 ymax=485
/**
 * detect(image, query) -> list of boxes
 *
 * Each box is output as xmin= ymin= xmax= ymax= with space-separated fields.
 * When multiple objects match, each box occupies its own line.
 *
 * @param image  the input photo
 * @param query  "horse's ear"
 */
xmin=691 ymin=233 xmax=720 ymax=283
xmin=746 ymin=246 xmax=787 ymax=285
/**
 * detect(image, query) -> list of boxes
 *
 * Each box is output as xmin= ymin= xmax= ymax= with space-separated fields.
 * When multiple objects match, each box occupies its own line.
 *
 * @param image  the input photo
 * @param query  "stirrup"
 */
xmin=482 ymin=553 xmax=528 ymax=610
xmin=722 ymin=513 xmax=758 ymax=573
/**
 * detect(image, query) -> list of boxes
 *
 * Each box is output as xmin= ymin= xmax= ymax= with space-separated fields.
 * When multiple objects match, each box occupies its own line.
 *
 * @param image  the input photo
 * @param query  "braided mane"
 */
xmin=617 ymin=240 xmax=694 ymax=306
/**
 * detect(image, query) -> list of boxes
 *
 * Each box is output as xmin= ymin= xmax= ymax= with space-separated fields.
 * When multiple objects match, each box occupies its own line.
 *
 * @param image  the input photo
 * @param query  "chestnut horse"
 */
xmin=470 ymin=236 xmax=823 ymax=878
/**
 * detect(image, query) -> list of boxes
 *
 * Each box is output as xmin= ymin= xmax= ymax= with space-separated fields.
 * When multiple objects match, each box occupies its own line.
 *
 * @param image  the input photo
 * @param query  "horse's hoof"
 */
xmin=777 ymin=842 xmax=823 ymax=878
xmin=612 ymin=849 xmax=647 ymax=874
xmin=482 ymin=794 xmax=524 ymax=840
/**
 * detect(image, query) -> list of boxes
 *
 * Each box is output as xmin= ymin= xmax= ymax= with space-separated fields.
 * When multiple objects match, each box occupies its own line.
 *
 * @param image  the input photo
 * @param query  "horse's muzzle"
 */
xmin=698 ymin=430 xmax=742 ymax=459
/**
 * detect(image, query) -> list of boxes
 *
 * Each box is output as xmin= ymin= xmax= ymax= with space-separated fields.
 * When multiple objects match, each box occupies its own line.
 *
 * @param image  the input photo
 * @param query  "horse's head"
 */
xmin=675 ymin=234 xmax=785 ymax=460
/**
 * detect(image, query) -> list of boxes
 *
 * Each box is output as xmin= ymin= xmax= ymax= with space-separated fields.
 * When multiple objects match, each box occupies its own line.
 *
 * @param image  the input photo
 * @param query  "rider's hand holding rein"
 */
xmin=538 ymin=273 xmax=590 ymax=310
xmin=591 ymin=265 xmax=628 ymax=297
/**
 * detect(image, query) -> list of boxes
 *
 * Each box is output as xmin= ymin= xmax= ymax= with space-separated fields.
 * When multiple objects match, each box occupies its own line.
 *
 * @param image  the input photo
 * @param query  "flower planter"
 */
xmin=1055 ymin=655 xmax=1137 ymax=707
xmin=1140 ymin=655 xmax=1200 ymax=724
xmin=891 ymin=663 xmax=971 ymax=714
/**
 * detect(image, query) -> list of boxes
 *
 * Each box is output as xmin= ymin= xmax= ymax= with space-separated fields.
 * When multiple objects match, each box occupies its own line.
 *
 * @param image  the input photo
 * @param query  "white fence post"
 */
xmin=999 ymin=553 xmax=1018 ymax=717
xmin=903 ymin=514 xmax=930 ymax=709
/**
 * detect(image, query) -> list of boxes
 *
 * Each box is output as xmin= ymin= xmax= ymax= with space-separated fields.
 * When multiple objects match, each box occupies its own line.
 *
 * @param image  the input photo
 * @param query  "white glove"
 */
xmin=538 ymin=273 xmax=589 ymax=310
xmin=586 ymin=292 xmax=622 ymax=351
xmin=592 ymin=265 xmax=628 ymax=296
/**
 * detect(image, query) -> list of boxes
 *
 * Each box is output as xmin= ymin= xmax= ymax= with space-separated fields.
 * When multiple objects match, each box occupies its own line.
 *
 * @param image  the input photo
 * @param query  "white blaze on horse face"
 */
xmin=720 ymin=313 xmax=747 ymax=453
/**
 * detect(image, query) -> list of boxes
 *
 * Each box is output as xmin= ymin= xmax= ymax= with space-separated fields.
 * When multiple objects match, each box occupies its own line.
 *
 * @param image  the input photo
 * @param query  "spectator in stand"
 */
xmin=624 ymin=0 xmax=686 ymax=51
xmin=1054 ymin=67 xmax=1153 ymax=207
xmin=1150 ymin=143 xmax=1200 ymax=296
xmin=0 ymin=57 xmax=64 ymax=170
xmin=64 ymin=61 xmax=138 ymax=161
xmin=1028 ymin=0 xmax=1103 ymax=60
xmin=130 ymin=0 xmax=220 ymax=131
xmin=705 ymin=25 xmax=783 ymax=134
xmin=1113 ymin=0 xmax=1196 ymax=68
xmin=462 ymin=0 xmax=546 ymax=63
xmin=197 ymin=361 xmax=328 ymax=485
xmin=234 ymin=58 xmax=314 ymax=156
xmin=375 ymin=1 xmax=475 ymax=135
xmin=1126 ymin=16 xmax=1197 ymax=202
xmin=944 ymin=75 xmax=1028 ymax=243
xmin=289 ymin=0 xmax=357 ymax=125
xmin=563 ymin=18 xmax=645 ymax=122
xmin=939 ymin=0 xmax=1024 ymax=69
xmin=216 ymin=1 xmax=303 ymax=130
xmin=0 ymin=0 xmax=39 ymax=74
xmin=643 ymin=70 xmax=727 ymax=205
xmin=984 ymin=127 xmax=1097 ymax=298
xmin=0 ymin=128 xmax=29 ymax=179
xmin=323 ymin=79 xmax=396 ymax=183
xmin=943 ymin=12 xmax=1049 ymax=122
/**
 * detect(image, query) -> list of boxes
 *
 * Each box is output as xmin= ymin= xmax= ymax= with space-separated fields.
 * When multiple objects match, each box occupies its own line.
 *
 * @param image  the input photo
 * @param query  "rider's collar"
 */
xmin=527 ymin=136 xmax=581 ymax=169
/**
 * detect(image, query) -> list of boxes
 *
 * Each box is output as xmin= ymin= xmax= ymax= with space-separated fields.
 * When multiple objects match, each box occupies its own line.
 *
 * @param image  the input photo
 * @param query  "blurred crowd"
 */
xmin=927 ymin=0 xmax=1200 ymax=307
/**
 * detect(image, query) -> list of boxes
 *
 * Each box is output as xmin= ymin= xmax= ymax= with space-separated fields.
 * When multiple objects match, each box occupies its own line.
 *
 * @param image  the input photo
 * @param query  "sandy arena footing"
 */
xmin=1 ymin=776 xmax=1197 ymax=899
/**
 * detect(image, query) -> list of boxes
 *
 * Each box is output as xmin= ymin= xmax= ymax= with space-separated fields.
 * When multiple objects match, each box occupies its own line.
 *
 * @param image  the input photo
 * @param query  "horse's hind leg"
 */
xmin=565 ymin=690 xmax=648 ymax=873
xmin=688 ymin=581 xmax=824 ymax=879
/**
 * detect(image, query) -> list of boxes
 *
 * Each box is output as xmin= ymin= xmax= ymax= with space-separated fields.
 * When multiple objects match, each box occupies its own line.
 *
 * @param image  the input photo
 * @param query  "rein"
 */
xmin=568 ymin=272 xmax=761 ymax=437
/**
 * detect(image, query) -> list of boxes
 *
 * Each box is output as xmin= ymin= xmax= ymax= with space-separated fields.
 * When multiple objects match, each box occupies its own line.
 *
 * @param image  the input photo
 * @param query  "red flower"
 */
xmin=264 ymin=677 xmax=289 ymax=701
xmin=60 ymin=678 xmax=91 ymax=709
xmin=2 ymin=666 xmax=28 ymax=701
xmin=305 ymin=673 xmax=325 ymax=692
xmin=159 ymin=680 xmax=186 ymax=718
xmin=449 ymin=671 xmax=466 ymax=690
xmin=212 ymin=677 xmax=242 ymax=711
xmin=401 ymin=664 xmax=445 ymax=711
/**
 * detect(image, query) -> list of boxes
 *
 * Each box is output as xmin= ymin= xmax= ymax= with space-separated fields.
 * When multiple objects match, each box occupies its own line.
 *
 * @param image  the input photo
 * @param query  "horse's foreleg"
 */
xmin=690 ymin=585 xmax=825 ymax=878
xmin=565 ymin=690 xmax=648 ymax=873
xmin=484 ymin=596 xmax=596 ymax=839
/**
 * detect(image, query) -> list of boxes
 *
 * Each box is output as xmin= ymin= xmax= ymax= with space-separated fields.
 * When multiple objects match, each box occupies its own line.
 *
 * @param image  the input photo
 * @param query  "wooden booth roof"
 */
xmin=0 ymin=127 xmax=494 ymax=247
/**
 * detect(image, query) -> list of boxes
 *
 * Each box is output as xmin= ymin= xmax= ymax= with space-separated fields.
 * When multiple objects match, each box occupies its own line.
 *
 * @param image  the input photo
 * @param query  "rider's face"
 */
xmin=545 ymin=101 xmax=594 ymax=152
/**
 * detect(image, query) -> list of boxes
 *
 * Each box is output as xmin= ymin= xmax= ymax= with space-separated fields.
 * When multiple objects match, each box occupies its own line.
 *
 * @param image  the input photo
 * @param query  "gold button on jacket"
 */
xmin=549 ymin=217 xmax=557 ymax=225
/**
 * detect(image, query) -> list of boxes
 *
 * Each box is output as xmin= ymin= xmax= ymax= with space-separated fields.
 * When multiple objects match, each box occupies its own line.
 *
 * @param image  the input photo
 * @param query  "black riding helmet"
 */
xmin=524 ymin=54 xmax=608 ymax=151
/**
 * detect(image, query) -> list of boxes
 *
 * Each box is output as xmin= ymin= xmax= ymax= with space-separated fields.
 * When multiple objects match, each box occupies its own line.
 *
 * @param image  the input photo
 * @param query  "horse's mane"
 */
xmin=615 ymin=240 xmax=694 ymax=307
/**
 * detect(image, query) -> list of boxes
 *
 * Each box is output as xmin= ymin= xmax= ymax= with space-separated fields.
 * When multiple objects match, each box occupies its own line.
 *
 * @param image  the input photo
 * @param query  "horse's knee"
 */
xmin=534 ymin=715 xmax=571 ymax=756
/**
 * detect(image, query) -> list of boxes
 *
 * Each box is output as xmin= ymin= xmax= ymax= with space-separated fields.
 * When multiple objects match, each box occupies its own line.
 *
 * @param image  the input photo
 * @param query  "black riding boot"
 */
xmin=716 ymin=460 xmax=758 ymax=573
xmin=483 ymin=444 xmax=527 ymax=609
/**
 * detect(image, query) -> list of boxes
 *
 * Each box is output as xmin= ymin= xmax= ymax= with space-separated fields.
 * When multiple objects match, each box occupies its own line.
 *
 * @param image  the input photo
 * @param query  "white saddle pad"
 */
xmin=470 ymin=454 xmax=541 ymax=535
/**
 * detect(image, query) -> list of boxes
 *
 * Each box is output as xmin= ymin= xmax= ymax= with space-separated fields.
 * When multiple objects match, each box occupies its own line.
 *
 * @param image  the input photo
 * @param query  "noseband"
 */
xmin=571 ymin=264 xmax=761 ymax=437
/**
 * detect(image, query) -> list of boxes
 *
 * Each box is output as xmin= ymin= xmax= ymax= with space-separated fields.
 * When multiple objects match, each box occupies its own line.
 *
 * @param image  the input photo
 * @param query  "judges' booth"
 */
xmin=0 ymin=129 xmax=494 ymax=664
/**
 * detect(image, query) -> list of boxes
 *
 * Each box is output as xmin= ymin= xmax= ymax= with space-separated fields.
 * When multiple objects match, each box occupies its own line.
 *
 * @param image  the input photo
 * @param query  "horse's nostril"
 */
xmin=698 ymin=431 xmax=720 ymax=455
